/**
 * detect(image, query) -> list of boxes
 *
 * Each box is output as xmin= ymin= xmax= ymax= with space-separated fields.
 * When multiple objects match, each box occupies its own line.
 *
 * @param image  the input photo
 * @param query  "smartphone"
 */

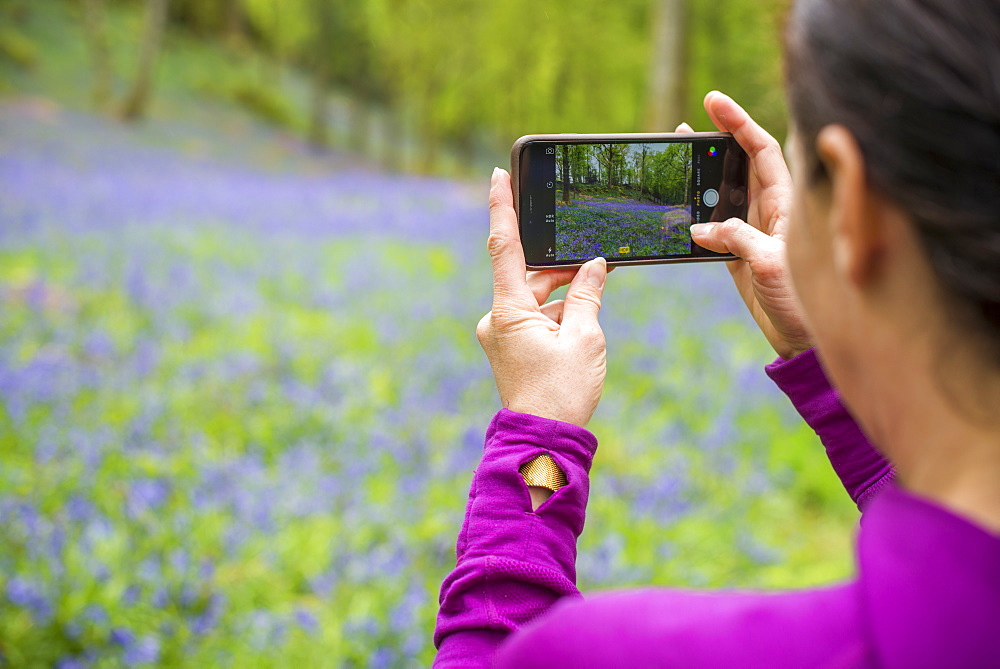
xmin=511 ymin=133 xmax=749 ymax=269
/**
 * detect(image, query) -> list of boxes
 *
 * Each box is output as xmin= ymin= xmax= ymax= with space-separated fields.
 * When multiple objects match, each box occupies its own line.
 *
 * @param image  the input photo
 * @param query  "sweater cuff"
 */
xmin=764 ymin=347 xmax=828 ymax=402
xmin=435 ymin=410 xmax=596 ymax=649
xmin=763 ymin=348 xmax=894 ymax=510
xmin=456 ymin=408 xmax=597 ymax=557
xmin=486 ymin=409 xmax=598 ymax=475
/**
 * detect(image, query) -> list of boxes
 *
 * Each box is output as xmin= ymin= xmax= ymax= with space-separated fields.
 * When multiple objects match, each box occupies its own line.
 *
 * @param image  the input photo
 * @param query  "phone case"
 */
xmin=510 ymin=132 xmax=739 ymax=270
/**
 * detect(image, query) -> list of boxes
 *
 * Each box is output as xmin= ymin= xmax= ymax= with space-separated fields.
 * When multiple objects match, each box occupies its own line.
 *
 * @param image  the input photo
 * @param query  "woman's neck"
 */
xmin=849 ymin=330 xmax=1000 ymax=535
xmin=894 ymin=415 xmax=1000 ymax=535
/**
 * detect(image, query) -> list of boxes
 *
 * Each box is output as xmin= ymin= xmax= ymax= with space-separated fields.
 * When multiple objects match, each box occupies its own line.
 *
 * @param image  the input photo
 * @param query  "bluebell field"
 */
xmin=555 ymin=198 xmax=691 ymax=259
xmin=0 ymin=99 xmax=854 ymax=667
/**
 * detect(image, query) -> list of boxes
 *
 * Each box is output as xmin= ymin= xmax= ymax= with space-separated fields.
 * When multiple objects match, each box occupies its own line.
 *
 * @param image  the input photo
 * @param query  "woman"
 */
xmin=434 ymin=0 xmax=1000 ymax=665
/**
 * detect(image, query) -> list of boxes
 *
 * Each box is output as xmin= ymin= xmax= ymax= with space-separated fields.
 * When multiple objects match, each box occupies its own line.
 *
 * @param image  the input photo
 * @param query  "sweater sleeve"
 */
xmin=433 ymin=409 xmax=598 ymax=668
xmin=765 ymin=348 xmax=895 ymax=510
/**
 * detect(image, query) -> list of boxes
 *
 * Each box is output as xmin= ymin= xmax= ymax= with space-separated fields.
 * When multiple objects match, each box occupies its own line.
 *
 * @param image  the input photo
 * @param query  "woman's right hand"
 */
xmin=685 ymin=91 xmax=813 ymax=361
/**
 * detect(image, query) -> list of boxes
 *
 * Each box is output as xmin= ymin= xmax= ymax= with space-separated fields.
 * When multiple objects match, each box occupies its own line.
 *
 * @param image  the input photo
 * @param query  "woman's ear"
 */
xmin=815 ymin=125 xmax=886 ymax=288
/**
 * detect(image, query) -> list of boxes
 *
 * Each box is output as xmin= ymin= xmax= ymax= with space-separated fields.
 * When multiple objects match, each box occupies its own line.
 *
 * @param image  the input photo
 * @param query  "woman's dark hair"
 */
xmin=784 ymin=0 xmax=1000 ymax=344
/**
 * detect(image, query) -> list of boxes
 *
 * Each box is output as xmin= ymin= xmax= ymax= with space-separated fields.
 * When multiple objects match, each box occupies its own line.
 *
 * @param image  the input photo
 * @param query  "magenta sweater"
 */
xmin=434 ymin=349 xmax=1000 ymax=667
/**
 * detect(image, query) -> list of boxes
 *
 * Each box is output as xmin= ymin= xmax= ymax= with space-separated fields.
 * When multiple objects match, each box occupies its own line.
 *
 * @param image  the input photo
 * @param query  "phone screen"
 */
xmin=516 ymin=135 xmax=748 ymax=267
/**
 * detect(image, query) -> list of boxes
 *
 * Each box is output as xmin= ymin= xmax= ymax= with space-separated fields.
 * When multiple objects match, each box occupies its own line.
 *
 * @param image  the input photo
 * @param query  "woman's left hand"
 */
xmin=476 ymin=168 xmax=609 ymax=429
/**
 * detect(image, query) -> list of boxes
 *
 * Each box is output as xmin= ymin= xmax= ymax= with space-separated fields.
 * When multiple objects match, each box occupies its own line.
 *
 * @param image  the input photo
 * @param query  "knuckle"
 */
xmin=569 ymin=286 xmax=603 ymax=308
xmin=719 ymin=217 xmax=745 ymax=234
xmin=763 ymin=134 xmax=782 ymax=154
xmin=475 ymin=313 xmax=493 ymax=343
xmin=577 ymin=324 xmax=605 ymax=347
xmin=486 ymin=231 xmax=511 ymax=258
xmin=718 ymin=218 xmax=752 ymax=246
xmin=755 ymin=256 xmax=785 ymax=282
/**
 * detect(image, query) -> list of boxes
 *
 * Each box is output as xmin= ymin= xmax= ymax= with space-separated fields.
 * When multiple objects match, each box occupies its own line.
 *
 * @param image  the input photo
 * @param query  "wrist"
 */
xmin=527 ymin=486 xmax=553 ymax=510
xmin=777 ymin=345 xmax=812 ymax=362
xmin=504 ymin=396 xmax=596 ymax=429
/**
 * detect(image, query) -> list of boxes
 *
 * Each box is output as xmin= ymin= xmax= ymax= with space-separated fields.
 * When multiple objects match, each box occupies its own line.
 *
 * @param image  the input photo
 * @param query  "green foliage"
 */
xmin=558 ymin=142 xmax=690 ymax=205
xmin=687 ymin=0 xmax=791 ymax=134
xmin=225 ymin=78 xmax=296 ymax=127
xmin=6 ymin=0 xmax=792 ymax=172
xmin=237 ymin=0 xmax=791 ymax=162
xmin=241 ymin=0 xmax=313 ymax=57
xmin=168 ymin=0 xmax=232 ymax=35
xmin=0 ymin=28 xmax=38 ymax=69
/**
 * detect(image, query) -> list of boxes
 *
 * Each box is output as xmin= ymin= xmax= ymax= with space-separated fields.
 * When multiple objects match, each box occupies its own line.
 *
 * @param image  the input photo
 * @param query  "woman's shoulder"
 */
xmin=495 ymin=485 xmax=1000 ymax=668
xmin=496 ymin=582 xmax=870 ymax=667
xmin=858 ymin=482 xmax=1000 ymax=668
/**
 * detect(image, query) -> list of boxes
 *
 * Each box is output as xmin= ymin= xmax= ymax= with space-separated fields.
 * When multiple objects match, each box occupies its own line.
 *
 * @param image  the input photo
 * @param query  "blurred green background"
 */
xmin=0 ymin=0 xmax=789 ymax=174
xmin=0 ymin=0 xmax=858 ymax=667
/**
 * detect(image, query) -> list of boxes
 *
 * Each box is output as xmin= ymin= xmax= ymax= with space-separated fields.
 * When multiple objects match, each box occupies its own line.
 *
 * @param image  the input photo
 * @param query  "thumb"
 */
xmin=690 ymin=219 xmax=776 ymax=261
xmin=561 ymin=257 xmax=607 ymax=332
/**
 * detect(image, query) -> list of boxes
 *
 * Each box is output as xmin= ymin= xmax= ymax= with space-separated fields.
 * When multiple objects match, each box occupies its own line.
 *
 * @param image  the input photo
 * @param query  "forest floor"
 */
xmin=556 ymin=191 xmax=692 ymax=260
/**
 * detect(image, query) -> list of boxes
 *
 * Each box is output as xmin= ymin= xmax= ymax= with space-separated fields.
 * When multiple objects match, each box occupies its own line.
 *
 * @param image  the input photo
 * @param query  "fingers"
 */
xmin=690 ymin=218 xmax=779 ymax=261
xmin=703 ymin=91 xmax=791 ymax=192
xmin=527 ymin=269 xmax=578 ymax=306
xmin=488 ymin=168 xmax=538 ymax=311
xmin=560 ymin=257 xmax=607 ymax=334
xmin=539 ymin=299 xmax=565 ymax=324
xmin=675 ymin=122 xmax=694 ymax=133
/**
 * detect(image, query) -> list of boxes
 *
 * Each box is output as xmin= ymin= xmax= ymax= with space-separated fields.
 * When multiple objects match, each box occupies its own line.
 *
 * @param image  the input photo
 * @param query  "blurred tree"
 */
xmin=645 ymin=0 xmax=688 ymax=131
xmin=223 ymin=0 xmax=247 ymax=51
xmin=88 ymin=0 xmax=790 ymax=169
xmin=307 ymin=0 xmax=333 ymax=149
xmin=336 ymin=4 xmax=383 ymax=156
xmin=166 ymin=0 xmax=245 ymax=48
xmin=686 ymin=0 xmax=788 ymax=136
xmin=81 ymin=0 xmax=114 ymax=108
xmin=120 ymin=0 xmax=171 ymax=122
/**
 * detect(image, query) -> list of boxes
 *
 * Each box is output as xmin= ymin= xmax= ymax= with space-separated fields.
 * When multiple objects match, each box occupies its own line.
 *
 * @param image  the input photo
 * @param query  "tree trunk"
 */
xmin=561 ymin=147 xmax=571 ymax=204
xmin=306 ymin=0 xmax=332 ymax=150
xmin=119 ymin=0 xmax=170 ymax=122
xmin=81 ymin=0 xmax=114 ymax=109
xmin=645 ymin=0 xmax=688 ymax=131
xmin=307 ymin=67 xmax=329 ymax=150
xmin=349 ymin=96 xmax=371 ymax=155
xmin=379 ymin=107 xmax=403 ymax=172
xmin=639 ymin=146 xmax=647 ymax=198
xmin=264 ymin=0 xmax=283 ymax=86
xmin=223 ymin=0 xmax=245 ymax=51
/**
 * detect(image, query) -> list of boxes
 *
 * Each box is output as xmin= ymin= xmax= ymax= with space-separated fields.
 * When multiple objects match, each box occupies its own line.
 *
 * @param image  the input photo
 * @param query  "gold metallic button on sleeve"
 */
xmin=518 ymin=454 xmax=568 ymax=493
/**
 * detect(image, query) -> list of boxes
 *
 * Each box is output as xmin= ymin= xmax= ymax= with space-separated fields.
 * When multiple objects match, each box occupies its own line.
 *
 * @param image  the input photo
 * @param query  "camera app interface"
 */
xmin=519 ymin=138 xmax=745 ymax=265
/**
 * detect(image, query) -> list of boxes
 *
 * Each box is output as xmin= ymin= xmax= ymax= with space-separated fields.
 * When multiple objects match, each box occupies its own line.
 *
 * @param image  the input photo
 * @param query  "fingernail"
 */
xmin=690 ymin=223 xmax=714 ymax=237
xmin=491 ymin=167 xmax=501 ymax=187
xmin=587 ymin=258 xmax=606 ymax=288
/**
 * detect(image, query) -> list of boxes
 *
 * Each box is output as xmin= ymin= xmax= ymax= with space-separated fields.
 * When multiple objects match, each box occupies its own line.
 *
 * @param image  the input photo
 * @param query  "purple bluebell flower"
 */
xmin=123 ymin=585 xmax=141 ymax=606
xmin=152 ymin=588 xmax=169 ymax=609
xmin=6 ymin=577 xmax=53 ymax=622
xmin=122 ymin=635 xmax=160 ymax=666
xmin=294 ymin=608 xmax=319 ymax=634
xmin=126 ymin=479 xmax=171 ymax=517
xmin=109 ymin=627 xmax=134 ymax=647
